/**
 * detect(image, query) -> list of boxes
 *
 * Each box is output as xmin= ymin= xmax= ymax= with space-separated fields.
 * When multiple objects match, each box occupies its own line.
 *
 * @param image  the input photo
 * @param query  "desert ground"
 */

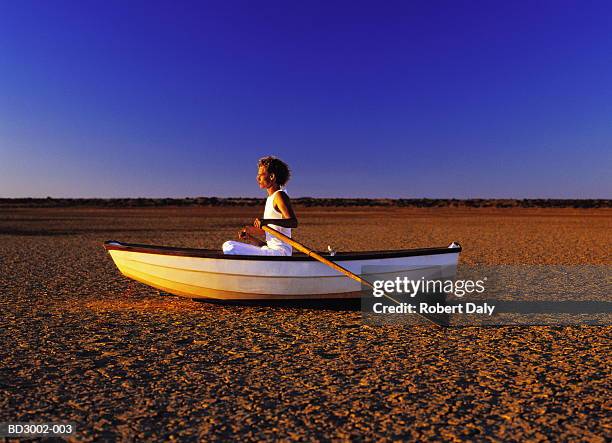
xmin=1 ymin=206 xmax=610 ymax=441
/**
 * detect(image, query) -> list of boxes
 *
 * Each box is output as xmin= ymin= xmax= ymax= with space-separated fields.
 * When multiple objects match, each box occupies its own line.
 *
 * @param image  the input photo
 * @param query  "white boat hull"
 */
xmin=105 ymin=241 xmax=461 ymax=300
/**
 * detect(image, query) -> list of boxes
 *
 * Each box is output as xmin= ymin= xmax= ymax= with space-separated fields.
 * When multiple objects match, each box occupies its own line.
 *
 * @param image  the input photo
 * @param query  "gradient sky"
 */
xmin=1 ymin=1 xmax=611 ymax=198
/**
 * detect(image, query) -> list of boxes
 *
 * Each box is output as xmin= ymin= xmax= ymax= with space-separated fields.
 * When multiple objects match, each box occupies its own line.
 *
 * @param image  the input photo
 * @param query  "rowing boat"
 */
xmin=104 ymin=241 xmax=462 ymax=300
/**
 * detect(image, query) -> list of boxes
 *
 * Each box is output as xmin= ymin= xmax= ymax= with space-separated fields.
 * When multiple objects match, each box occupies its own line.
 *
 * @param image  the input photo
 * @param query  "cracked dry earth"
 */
xmin=1 ymin=206 xmax=610 ymax=441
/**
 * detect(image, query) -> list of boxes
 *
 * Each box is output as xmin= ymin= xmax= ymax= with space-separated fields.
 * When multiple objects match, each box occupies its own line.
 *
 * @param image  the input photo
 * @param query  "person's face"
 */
xmin=256 ymin=165 xmax=275 ymax=189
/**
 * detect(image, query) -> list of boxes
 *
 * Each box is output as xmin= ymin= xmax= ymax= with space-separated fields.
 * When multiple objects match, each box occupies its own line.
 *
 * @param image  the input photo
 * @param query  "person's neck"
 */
xmin=266 ymin=184 xmax=280 ymax=196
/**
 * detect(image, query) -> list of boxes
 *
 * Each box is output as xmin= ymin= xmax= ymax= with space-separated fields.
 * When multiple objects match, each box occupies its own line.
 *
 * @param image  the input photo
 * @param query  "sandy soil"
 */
xmin=1 ymin=206 xmax=610 ymax=441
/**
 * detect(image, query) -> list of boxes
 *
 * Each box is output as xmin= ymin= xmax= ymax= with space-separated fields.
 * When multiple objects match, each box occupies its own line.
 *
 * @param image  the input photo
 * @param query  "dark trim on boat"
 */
xmin=103 ymin=240 xmax=462 ymax=261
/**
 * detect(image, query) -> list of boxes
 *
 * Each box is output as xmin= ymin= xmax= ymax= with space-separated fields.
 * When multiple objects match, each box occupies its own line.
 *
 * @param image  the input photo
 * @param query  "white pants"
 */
xmin=222 ymin=240 xmax=290 ymax=256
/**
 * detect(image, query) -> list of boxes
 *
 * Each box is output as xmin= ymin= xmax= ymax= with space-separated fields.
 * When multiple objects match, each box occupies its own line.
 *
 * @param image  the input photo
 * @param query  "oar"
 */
xmin=262 ymin=226 xmax=445 ymax=327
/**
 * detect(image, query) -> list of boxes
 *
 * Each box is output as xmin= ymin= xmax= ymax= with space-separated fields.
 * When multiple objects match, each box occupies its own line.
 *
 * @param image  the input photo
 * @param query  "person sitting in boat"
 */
xmin=222 ymin=156 xmax=298 ymax=256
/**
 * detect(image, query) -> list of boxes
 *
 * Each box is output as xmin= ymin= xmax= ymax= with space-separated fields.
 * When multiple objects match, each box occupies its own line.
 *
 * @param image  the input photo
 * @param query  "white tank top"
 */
xmin=264 ymin=189 xmax=292 ymax=255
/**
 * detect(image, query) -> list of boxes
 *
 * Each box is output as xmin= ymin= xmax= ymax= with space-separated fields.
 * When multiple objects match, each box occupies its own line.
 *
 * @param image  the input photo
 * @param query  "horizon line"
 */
xmin=1 ymin=196 xmax=610 ymax=201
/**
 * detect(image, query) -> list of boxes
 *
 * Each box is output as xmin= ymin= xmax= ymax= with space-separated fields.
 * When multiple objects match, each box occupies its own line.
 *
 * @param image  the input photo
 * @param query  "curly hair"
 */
xmin=258 ymin=156 xmax=291 ymax=186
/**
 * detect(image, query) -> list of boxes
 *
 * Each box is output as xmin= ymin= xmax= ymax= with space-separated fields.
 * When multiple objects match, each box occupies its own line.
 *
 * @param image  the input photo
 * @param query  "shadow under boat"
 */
xmin=189 ymin=296 xmax=363 ymax=312
xmin=187 ymin=293 xmax=450 ymax=326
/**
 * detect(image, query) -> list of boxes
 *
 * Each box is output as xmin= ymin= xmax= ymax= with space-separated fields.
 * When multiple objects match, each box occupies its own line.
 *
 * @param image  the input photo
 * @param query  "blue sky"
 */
xmin=1 ymin=1 xmax=611 ymax=198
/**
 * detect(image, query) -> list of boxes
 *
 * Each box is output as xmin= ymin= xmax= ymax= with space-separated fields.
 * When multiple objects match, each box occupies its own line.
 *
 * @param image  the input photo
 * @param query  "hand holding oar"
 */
xmin=261 ymin=226 xmax=445 ymax=327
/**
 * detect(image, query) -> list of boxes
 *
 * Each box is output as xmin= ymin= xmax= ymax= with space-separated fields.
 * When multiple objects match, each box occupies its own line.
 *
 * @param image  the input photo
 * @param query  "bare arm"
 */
xmin=254 ymin=191 xmax=298 ymax=229
xmin=238 ymin=225 xmax=266 ymax=246
xmin=240 ymin=230 xmax=267 ymax=247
